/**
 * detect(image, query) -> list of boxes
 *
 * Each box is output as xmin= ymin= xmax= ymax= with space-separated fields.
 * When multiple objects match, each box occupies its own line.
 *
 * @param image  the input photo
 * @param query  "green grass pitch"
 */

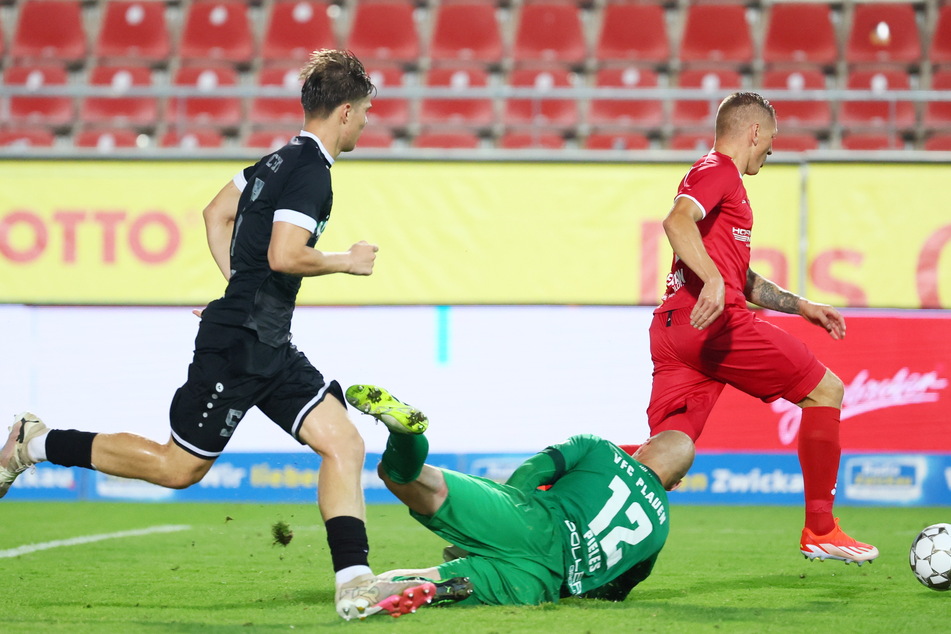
xmin=1 ymin=502 xmax=947 ymax=632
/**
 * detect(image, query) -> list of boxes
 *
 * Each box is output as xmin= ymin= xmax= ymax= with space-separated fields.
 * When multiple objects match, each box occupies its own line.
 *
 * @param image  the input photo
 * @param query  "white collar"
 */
xmin=298 ymin=130 xmax=334 ymax=166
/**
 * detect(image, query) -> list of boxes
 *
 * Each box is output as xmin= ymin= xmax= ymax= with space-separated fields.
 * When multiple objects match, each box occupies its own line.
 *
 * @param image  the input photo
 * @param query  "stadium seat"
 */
xmin=594 ymin=3 xmax=669 ymax=68
xmin=670 ymin=69 xmax=742 ymax=129
xmin=74 ymin=128 xmax=140 ymax=151
xmin=504 ymin=67 xmax=580 ymax=128
xmin=498 ymin=131 xmax=565 ymax=149
xmin=166 ymin=66 xmax=242 ymax=129
xmin=845 ymin=3 xmax=921 ymax=67
xmin=366 ymin=66 xmax=411 ymax=128
xmin=179 ymin=1 xmax=254 ymax=65
xmin=11 ymin=0 xmax=86 ymax=64
xmin=678 ymin=4 xmax=753 ymax=68
xmin=80 ymin=65 xmax=159 ymax=128
xmin=347 ymin=1 xmax=420 ymax=66
xmin=262 ymin=1 xmax=337 ymax=64
xmin=244 ymin=129 xmax=292 ymax=151
xmin=930 ymin=6 xmax=951 ymax=69
xmin=250 ymin=66 xmax=303 ymax=126
xmin=924 ymin=71 xmax=951 ymax=130
xmin=584 ymin=132 xmax=651 ymax=151
xmin=5 ymin=64 xmax=73 ymax=127
xmin=352 ymin=128 xmax=395 ymax=149
xmin=95 ymin=1 xmax=171 ymax=63
xmin=512 ymin=2 xmax=586 ymax=68
xmin=160 ymin=128 xmax=225 ymax=149
xmin=0 ymin=127 xmax=55 ymax=147
xmin=761 ymin=69 xmax=831 ymax=130
xmin=924 ymin=133 xmax=951 ymax=151
xmin=413 ymin=130 xmax=481 ymax=149
xmin=668 ymin=133 xmax=714 ymax=152
xmin=771 ymin=132 xmax=820 ymax=152
xmin=840 ymin=132 xmax=904 ymax=151
xmin=420 ymin=67 xmax=494 ymax=128
xmin=429 ymin=3 xmax=503 ymax=68
xmin=762 ymin=3 xmax=837 ymax=69
xmin=839 ymin=69 xmax=916 ymax=131
xmin=588 ymin=67 xmax=664 ymax=129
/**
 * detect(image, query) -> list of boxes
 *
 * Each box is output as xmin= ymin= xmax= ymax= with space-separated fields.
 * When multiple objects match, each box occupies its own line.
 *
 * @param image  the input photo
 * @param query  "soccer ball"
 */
xmin=909 ymin=523 xmax=951 ymax=591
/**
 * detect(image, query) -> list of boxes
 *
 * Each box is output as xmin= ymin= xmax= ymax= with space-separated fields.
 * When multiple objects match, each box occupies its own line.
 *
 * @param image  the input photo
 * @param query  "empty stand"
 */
xmin=11 ymin=0 xmax=86 ymax=64
xmin=366 ymin=66 xmax=411 ymax=128
xmin=679 ymin=4 xmax=753 ymax=68
xmin=413 ymin=130 xmax=481 ymax=149
xmin=771 ymin=132 xmax=820 ymax=152
xmin=179 ymin=1 xmax=254 ymax=65
xmin=262 ymin=1 xmax=337 ymax=64
xmin=839 ymin=68 xmax=916 ymax=130
xmin=166 ymin=66 xmax=242 ymax=129
xmin=924 ymin=133 xmax=951 ymax=151
xmin=504 ymin=67 xmax=580 ymax=128
xmin=81 ymin=65 xmax=159 ymax=127
xmin=668 ymin=133 xmax=714 ymax=152
xmin=595 ymin=3 xmax=669 ymax=68
xmin=95 ymin=1 xmax=171 ymax=63
xmin=429 ymin=3 xmax=503 ymax=67
xmin=161 ymin=128 xmax=225 ymax=148
xmin=250 ymin=66 xmax=303 ymax=126
xmin=245 ymin=129 xmax=293 ymax=151
xmin=347 ymin=2 xmax=420 ymax=66
xmin=352 ymin=128 xmax=394 ymax=149
xmin=924 ymin=71 xmax=951 ymax=130
xmin=5 ymin=64 xmax=73 ymax=127
xmin=929 ymin=6 xmax=951 ymax=69
xmin=498 ymin=131 xmax=565 ymax=149
xmin=0 ymin=128 xmax=55 ymax=147
xmin=74 ymin=127 xmax=140 ymax=150
xmin=762 ymin=3 xmax=837 ymax=69
xmin=840 ymin=132 xmax=904 ymax=150
xmin=845 ymin=3 xmax=921 ymax=67
xmin=584 ymin=132 xmax=651 ymax=151
xmin=420 ymin=67 xmax=494 ymax=128
xmin=761 ymin=69 xmax=831 ymax=130
xmin=671 ymin=69 xmax=742 ymax=129
xmin=512 ymin=3 xmax=586 ymax=68
xmin=588 ymin=67 xmax=664 ymax=129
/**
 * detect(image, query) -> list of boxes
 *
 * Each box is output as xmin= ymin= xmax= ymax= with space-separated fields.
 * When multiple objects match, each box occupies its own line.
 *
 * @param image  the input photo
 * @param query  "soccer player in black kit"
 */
xmin=0 ymin=50 xmax=420 ymax=620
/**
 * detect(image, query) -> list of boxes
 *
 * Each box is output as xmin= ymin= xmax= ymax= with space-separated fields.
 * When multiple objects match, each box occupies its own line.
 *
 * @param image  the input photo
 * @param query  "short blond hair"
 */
xmin=715 ymin=92 xmax=775 ymax=138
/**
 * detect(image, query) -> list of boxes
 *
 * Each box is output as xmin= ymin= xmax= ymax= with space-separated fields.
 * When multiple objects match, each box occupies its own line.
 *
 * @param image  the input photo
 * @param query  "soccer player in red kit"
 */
xmin=647 ymin=92 xmax=878 ymax=564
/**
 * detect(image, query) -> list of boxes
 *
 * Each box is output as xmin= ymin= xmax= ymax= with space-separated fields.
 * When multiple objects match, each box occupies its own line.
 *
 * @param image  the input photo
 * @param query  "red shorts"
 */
xmin=647 ymin=306 xmax=826 ymax=441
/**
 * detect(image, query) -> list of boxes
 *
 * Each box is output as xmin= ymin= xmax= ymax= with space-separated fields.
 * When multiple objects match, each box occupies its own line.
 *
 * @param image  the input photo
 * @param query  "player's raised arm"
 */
xmin=268 ymin=221 xmax=378 ymax=277
xmin=745 ymin=268 xmax=846 ymax=340
xmin=662 ymin=197 xmax=725 ymax=329
xmin=202 ymin=179 xmax=242 ymax=281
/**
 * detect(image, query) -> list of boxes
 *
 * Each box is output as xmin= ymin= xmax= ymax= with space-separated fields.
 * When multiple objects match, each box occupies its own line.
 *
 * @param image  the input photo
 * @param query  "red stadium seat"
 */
xmin=5 ymin=64 xmax=73 ymax=127
xmin=924 ymin=71 xmax=951 ymax=130
xmin=840 ymin=132 xmax=904 ymax=151
xmin=262 ymin=1 xmax=337 ymax=64
xmin=584 ymin=132 xmax=651 ymax=151
xmin=930 ymin=7 xmax=951 ymax=69
xmin=250 ymin=66 xmax=303 ymax=126
xmin=594 ymin=4 xmax=669 ymax=68
xmin=413 ymin=130 xmax=481 ymax=149
xmin=498 ymin=131 xmax=565 ymax=149
xmin=839 ymin=69 xmax=916 ymax=130
xmin=671 ymin=69 xmax=742 ymax=129
xmin=95 ymin=1 xmax=171 ymax=63
xmin=347 ymin=1 xmax=420 ymax=66
xmin=160 ymin=128 xmax=225 ymax=149
xmin=924 ymin=133 xmax=951 ymax=151
xmin=588 ymin=67 xmax=664 ymax=129
xmin=11 ymin=0 xmax=86 ymax=64
xmin=504 ymin=67 xmax=580 ymax=128
xmin=244 ymin=129 xmax=293 ymax=151
xmin=679 ymin=4 xmax=753 ymax=68
xmin=74 ymin=127 xmax=140 ymax=150
xmin=762 ymin=3 xmax=837 ymax=69
xmin=761 ymin=69 xmax=831 ymax=130
xmin=420 ymin=67 xmax=494 ymax=128
xmin=0 ymin=127 xmax=55 ymax=147
xmin=512 ymin=3 xmax=586 ymax=68
xmin=179 ymin=1 xmax=254 ymax=65
xmin=80 ymin=65 xmax=159 ymax=127
xmin=366 ymin=66 xmax=411 ymax=128
xmin=668 ymin=132 xmax=714 ymax=152
xmin=166 ymin=66 xmax=242 ymax=129
xmin=772 ymin=132 xmax=820 ymax=153
xmin=429 ymin=3 xmax=503 ymax=67
xmin=352 ymin=128 xmax=395 ymax=149
xmin=845 ymin=3 xmax=921 ymax=67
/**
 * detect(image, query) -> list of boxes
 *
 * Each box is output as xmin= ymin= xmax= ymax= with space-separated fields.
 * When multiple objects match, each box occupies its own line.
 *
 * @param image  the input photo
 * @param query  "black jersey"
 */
xmin=202 ymin=134 xmax=333 ymax=347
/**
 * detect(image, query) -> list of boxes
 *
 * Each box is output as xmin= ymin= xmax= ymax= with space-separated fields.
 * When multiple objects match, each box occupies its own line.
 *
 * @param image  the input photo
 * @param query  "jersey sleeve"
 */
xmin=233 ymin=160 xmax=262 ymax=192
xmin=272 ymin=160 xmax=330 ymax=234
xmin=676 ymin=163 xmax=736 ymax=219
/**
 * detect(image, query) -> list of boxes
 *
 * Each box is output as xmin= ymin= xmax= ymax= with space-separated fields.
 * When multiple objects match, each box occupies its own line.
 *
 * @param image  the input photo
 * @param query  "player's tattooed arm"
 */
xmin=744 ymin=268 xmax=803 ymax=314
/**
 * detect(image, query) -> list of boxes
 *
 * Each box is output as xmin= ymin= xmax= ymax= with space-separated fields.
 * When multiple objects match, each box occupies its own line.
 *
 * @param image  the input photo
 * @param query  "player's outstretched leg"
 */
xmin=800 ymin=518 xmax=880 ymax=565
xmin=336 ymin=573 xmax=440 ymax=621
xmin=345 ymin=385 xmax=428 ymax=434
xmin=372 ymin=576 xmax=475 ymax=617
xmin=0 ymin=412 xmax=48 ymax=499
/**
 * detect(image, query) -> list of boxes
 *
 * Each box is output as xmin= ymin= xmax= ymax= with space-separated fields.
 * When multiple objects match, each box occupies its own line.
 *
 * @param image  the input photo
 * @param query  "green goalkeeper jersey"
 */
xmin=507 ymin=434 xmax=671 ymax=598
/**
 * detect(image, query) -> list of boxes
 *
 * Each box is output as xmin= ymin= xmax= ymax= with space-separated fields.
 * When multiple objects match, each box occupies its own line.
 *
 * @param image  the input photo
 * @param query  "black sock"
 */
xmin=325 ymin=516 xmax=369 ymax=572
xmin=45 ymin=430 xmax=97 ymax=469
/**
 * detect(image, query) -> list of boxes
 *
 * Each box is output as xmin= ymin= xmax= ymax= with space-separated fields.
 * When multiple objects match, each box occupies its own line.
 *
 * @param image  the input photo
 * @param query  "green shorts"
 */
xmin=410 ymin=469 xmax=565 ymax=605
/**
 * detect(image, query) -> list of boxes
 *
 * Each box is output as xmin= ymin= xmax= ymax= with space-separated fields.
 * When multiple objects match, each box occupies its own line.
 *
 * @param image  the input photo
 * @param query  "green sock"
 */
xmin=381 ymin=433 xmax=429 ymax=484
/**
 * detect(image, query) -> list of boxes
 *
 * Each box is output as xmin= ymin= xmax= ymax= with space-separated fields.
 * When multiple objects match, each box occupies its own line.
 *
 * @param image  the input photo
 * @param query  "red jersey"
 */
xmin=656 ymin=151 xmax=752 ymax=313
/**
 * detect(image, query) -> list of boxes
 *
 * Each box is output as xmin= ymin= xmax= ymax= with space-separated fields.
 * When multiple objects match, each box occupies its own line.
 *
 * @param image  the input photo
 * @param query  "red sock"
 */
xmin=798 ymin=406 xmax=840 ymax=535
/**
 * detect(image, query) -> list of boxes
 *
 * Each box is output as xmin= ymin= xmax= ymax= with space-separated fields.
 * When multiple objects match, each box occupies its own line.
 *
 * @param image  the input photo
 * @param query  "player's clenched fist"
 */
xmin=348 ymin=240 xmax=379 ymax=275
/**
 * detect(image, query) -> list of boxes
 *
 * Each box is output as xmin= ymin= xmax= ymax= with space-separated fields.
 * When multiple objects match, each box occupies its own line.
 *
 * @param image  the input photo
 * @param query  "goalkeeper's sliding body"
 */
xmin=345 ymin=385 xmax=696 ymax=611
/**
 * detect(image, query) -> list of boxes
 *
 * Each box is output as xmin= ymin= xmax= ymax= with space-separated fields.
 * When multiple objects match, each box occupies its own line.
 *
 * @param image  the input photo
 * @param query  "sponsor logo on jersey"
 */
xmin=732 ymin=227 xmax=751 ymax=243
xmin=665 ymin=268 xmax=686 ymax=297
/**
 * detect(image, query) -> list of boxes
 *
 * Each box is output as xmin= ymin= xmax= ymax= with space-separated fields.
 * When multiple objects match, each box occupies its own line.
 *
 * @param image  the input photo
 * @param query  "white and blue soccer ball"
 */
xmin=909 ymin=523 xmax=951 ymax=591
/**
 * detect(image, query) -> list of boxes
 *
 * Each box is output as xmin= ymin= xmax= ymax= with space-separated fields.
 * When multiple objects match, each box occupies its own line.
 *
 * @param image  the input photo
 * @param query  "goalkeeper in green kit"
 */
xmin=344 ymin=384 xmax=695 ymax=617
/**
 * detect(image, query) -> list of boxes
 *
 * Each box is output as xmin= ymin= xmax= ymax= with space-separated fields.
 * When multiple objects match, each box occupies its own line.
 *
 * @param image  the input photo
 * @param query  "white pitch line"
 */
xmin=0 ymin=524 xmax=191 ymax=558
